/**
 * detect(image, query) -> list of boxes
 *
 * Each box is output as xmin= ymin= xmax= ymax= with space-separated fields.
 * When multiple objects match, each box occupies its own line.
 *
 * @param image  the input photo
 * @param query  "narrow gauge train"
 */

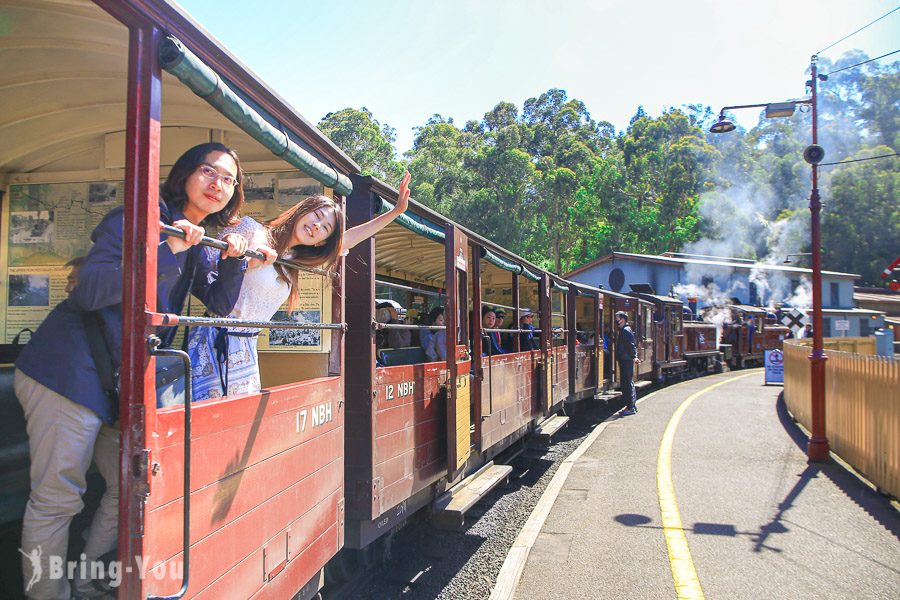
xmin=340 ymin=176 xmax=605 ymax=549
xmin=0 ymin=2 xmax=773 ymax=600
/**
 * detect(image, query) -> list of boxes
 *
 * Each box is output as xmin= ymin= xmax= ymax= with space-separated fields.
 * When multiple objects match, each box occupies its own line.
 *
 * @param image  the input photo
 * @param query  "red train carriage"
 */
xmin=628 ymin=286 xmax=687 ymax=382
xmin=343 ymin=176 xmax=576 ymax=546
xmin=682 ymin=319 xmax=723 ymax=375
xmin=0 ymin=1 xmax=355 ymax=598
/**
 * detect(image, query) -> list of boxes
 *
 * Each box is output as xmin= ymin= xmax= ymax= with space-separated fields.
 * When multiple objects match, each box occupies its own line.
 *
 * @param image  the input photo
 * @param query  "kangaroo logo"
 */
xmin=18 ymin=546 xmax=42 ymax=592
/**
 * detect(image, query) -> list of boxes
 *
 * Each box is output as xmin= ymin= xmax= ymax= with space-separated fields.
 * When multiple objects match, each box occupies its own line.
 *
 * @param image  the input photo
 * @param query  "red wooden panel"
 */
xmin=149 ymin=379 xmax=342 ymax=508
xmin=374 ymin=400 xmax=441 ymax=440
xmin=155 ymin=376 xmax=341 ymax=448
xmin=145 ymin=481 xmax=341 ymax=598
xmin=764 ymin=326 xmax=788 ymax=350
xmin=378 ymin=440 xmax=445 ymax=511
xmin=552 ymin=346 xmax=568 ymax=405
xmin=574 ymin=346 xmax=596 ymax=393
xmin=480 ymin=355 xmax=534 ymax=449
xmin=374 ymin=419 xmax=442 ymax=464
xmin=684 ymin=324 xmax=717 ymax=352
xmin=146 ymin=428 xmax=342 ymax=561
xmin=367 ymin=360 xmax=447 ymax=513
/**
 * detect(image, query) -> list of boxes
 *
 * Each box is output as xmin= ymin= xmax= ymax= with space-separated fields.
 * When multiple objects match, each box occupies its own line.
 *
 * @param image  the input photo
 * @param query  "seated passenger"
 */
xmin=482 ymin=306 xmax=505 ymax=355
xmin=519 ymin=310 xmax=539 ymax=350
xmin=420 ymin=306 xmax=447 ymax=362
xmin=388 ymin=310 xmax=412 ymax=349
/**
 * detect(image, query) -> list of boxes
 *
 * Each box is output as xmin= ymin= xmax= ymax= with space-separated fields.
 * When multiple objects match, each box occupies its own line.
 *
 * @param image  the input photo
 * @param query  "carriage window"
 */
xmin=372 ymin=218 xmax=449 ymax=366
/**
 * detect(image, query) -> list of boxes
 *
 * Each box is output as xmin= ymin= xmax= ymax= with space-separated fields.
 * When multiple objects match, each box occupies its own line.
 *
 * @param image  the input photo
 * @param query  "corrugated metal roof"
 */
xmin=854 ymin=292 xmax=900 ymax=305
xmin=566 ymin=251 xmax=859 ymax=279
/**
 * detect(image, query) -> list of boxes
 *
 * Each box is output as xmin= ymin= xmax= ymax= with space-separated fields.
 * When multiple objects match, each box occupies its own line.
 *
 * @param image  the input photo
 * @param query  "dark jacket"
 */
xmin=615 ymin=324 xmax=637 ymax=362
xmin=16 ymin=202 xmax=246 ymax=425
xmin=519 ymin=323 xmax=539 ymax=350
xmin=484 ymin=331 xmax=505 ymax=356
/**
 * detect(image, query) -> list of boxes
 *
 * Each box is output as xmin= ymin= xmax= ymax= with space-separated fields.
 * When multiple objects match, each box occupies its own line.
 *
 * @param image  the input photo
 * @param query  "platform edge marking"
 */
xmin=657 ymin=371 xmax=757 ymax=600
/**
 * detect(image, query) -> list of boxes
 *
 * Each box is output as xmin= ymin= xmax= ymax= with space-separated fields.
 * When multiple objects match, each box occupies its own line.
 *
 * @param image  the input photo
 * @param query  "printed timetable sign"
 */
xmin=764 ymin=349 xmax=784 ymax=385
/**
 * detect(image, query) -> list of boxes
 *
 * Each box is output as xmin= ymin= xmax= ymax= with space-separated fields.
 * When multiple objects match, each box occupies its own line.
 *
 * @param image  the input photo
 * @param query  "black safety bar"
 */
xmin=373 ymin=322 xmax=446 ymax=331
xmin=160 ymin=223 xmax=336 ymax=279
xmin=146 ymin=335 xmax=192 ymax=600
xmin=154 ymin=314 xmax=346 ymax=331
xmin=482 ymin=327 xmax=543 ymax=334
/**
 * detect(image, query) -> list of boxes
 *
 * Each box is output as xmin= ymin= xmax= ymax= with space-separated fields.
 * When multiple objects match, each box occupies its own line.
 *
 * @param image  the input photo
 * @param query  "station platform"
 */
xmin=493 ymin=370 xmax=900 ymax=599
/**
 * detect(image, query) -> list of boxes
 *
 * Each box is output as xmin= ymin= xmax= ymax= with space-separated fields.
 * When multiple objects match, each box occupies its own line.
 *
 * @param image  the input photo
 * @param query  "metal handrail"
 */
xmin=146 ymin=336 xmax=192 ymax=600
xmin=373 ymin=323 xmax=445 ymax=331
xmin=160 ymin=224 xmax=335 ymax=279
xmin=148 ymin=313 xmax=346 ymax=331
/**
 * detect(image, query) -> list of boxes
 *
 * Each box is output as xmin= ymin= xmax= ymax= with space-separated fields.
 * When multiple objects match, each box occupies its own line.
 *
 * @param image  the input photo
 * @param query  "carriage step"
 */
xmin=535 ymin=414 xmax=569 ymax=441
xmin=635 ymin=380 xmax=653 ymax=391
xmin=596 ymin=391 xmax=622 ymax=402
xmin=432 ymin=462 xmax=513 ymax=530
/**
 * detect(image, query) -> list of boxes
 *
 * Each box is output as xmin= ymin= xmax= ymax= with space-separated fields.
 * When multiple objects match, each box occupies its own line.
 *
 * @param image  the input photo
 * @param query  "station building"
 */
xmin=565 ymin=252 xmax=886 ymax=338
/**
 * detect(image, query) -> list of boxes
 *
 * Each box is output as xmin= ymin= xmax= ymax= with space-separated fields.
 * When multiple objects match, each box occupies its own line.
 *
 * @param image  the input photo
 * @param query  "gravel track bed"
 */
xmin=347 ymin=398 xmax=623 ymax=600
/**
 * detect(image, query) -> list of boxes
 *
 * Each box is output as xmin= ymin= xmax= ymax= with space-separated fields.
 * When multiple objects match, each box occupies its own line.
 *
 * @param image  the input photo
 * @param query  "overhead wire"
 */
xmin=819 ymin=152 xmax=899 ymax=167
xmin=825 ymin=49 xmax=900 ymax=76
xmin=817 ymin=5 xmax=900 ymax=54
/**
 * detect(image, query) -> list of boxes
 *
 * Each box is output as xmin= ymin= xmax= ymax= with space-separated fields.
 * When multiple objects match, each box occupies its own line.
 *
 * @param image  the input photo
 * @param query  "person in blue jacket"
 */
xmin=519 ymin=309 xmax=539 ymax=351
xmin=13 ymin=142 xmax=250 ymax=599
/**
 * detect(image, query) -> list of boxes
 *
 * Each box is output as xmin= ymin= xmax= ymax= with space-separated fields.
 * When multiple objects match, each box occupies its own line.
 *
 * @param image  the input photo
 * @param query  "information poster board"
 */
xmin=1 ymin=172 xmax=332 ymax=353
xmin=764 ymin=349 xmax=784 ymax=385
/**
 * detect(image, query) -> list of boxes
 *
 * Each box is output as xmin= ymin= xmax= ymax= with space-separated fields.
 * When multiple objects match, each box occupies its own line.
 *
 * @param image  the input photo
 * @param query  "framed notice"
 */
xmin=1 ymin=181 xmax=118 ymax=341
xmin=258 ymin=271 xmax=333 ymax=353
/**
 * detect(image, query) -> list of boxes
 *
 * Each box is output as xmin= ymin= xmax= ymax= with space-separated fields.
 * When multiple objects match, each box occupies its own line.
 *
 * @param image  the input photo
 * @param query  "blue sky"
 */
xmin=178 ymin=0 xmax=898 ymax=153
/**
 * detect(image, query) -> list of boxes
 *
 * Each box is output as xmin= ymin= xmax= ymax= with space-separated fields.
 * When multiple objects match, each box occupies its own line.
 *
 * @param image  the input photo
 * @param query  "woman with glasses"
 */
xmin=13 ymin=142 xmax=251 ymax=599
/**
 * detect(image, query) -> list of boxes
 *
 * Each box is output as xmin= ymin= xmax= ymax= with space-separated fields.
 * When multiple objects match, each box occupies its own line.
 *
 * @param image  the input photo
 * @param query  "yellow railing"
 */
xmin=784 ymin=339 xmax=900 ymax=498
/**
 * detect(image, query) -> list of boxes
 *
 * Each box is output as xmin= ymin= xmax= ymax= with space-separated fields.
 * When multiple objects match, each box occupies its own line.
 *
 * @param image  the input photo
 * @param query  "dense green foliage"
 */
xmin=318 ymin=54 xmax=897 ymax=284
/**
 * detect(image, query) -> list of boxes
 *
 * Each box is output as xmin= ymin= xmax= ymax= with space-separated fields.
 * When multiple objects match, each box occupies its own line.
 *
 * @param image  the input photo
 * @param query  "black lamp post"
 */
xmin=710 ymin=55 xmax=830 ymax=463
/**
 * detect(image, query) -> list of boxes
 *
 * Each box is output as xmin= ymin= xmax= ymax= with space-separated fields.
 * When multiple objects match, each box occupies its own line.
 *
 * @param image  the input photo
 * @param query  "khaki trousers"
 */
xmin=14 ymin=369 xmax=119 ymax=600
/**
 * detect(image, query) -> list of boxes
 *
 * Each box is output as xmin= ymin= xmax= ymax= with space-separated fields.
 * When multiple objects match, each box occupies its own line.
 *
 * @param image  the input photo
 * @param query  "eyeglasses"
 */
xmin=197 ymin=164 xmax=239 ymax=188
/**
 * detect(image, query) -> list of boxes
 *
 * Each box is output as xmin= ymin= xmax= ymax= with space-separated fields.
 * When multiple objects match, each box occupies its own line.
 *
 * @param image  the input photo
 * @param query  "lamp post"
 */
xmin=711 ymin=54 xmax=830 ymax=462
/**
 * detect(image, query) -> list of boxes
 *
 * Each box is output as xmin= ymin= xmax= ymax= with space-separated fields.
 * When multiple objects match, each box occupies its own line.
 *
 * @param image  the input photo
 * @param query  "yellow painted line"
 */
xmin=657 ymin=372 xmax=758 ymax=600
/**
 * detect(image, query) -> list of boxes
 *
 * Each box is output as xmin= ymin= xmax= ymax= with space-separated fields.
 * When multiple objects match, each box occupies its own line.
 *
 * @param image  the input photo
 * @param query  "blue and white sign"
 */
xmin=764 ymin=349 xmax=784 ymax=385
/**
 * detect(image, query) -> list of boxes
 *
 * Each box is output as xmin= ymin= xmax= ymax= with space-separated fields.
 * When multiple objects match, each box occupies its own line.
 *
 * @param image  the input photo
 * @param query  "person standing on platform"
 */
xmin=615 ymin=311 xmax=640 ymax=416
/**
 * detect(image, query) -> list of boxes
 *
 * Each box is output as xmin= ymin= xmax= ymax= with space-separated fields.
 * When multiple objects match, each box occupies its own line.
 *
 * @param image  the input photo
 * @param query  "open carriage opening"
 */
xmin=0 ymin=1 xmax=352 ymax=598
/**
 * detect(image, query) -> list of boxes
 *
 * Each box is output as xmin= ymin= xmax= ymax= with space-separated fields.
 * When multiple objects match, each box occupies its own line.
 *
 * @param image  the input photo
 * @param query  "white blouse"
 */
xmin=219 ymin=216 xmax=290 ymax=330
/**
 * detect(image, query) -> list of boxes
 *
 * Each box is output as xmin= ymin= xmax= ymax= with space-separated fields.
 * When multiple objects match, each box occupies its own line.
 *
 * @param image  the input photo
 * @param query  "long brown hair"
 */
xmin=266 ymin=194 xmax=344 ymax=308
xmin=161 ymin=142 xmax=244 ymax=227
